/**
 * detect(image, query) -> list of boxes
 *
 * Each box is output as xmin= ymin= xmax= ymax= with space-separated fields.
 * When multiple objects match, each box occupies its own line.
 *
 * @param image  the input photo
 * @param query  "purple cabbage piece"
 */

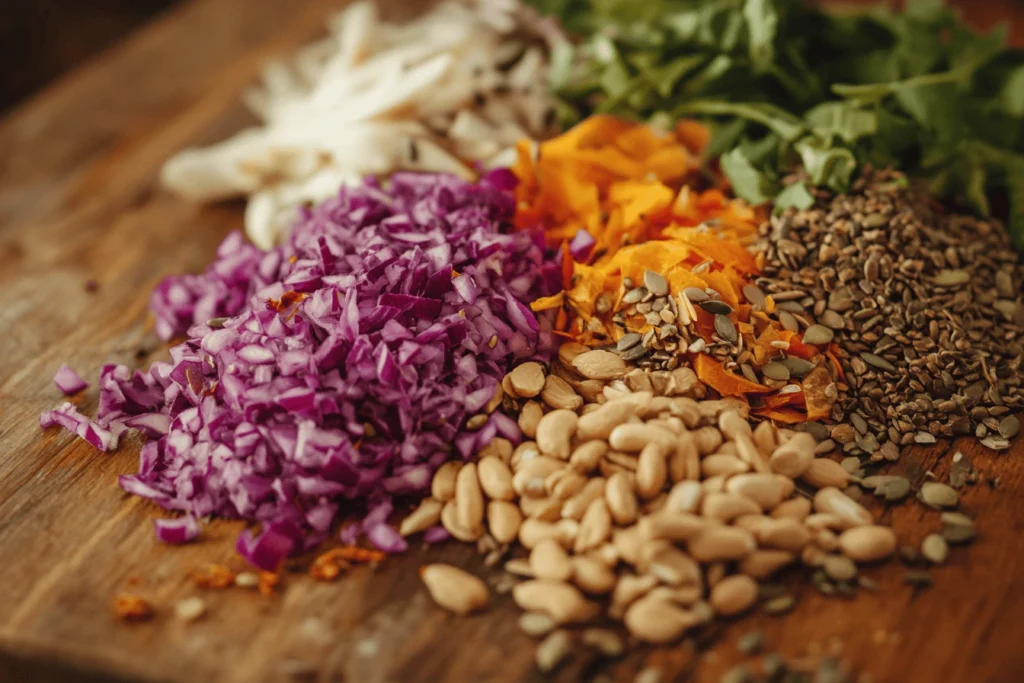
xmin=41 ymin=172 xmax=558 ymax=567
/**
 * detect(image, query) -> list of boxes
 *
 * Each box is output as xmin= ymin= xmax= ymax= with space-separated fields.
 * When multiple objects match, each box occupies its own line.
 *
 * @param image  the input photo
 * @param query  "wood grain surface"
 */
xmin=1 ymin=1 xmax=1023 ymax=682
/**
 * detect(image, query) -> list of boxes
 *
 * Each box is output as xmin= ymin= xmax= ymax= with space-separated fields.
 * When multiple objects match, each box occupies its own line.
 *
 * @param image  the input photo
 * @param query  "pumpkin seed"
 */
xmin=761 ymin=594 xmax=796 ymax=615
xmin=780 ymin=357 xmax=815 ymax=378
xmin=919 ymin=482 xmax=959 ymax=508
xmin=742 ymin=284 xmax=767 ymax=307
xmin=778 ymin=310 xmax=799 ymax=331
xmin=942 ymin=523 xmax=977 ymax=545
xmin=876 ymin=477 xmax=911 ymax=502
xmin=998 ymin=415 xmax=1020 ymax=439
xmin=737 ymin=630 xmax=764 ymax=655
xmin=714 ymin=315 xmax=738 ymax=343
xmin=860 ymin=353 xmax=896 ymax=372
xmin=921 ymin=534 xmax=949 ymax=564
xmin=802 ymin=324 xmax=835 ymax=345
xmin=818 ymin=309 xmax=846 ymax=329
xmin=682 ymin=287 xmax=708 ymax=302
xmin=761 ymin=361 xmax=790 ymax=381
xmin=644 ymin=270 xmax=669 ymax=297
xmin=700 ymin=300 xmax=733 ymax=316
xmin=617 ymin=332 xmax=643 ymax=352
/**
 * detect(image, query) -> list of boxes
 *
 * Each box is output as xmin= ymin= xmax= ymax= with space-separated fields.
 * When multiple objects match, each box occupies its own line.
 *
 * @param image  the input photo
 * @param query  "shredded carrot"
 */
xmin=113 ymin=594 xmax=154 ymax=621
xmin=515 ymin=115 xmax=840 ymax=423
xmin=309 ymin=548 xmax=355 ymax=581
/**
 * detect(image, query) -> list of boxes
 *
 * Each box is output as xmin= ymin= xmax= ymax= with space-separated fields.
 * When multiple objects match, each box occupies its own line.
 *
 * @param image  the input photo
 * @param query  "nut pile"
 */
xmin=407 ymin=346 xmax=905 ymax=673
xmin=754 ymin=169 xmax=1024 ymax=454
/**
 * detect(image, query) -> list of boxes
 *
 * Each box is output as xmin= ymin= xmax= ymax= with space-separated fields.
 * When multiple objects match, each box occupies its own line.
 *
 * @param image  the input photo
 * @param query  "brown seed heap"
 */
xmin=754 ymin=169 xmax=1024 ymax=453
xmin=409 ymin=348 xmax=905 ymax=671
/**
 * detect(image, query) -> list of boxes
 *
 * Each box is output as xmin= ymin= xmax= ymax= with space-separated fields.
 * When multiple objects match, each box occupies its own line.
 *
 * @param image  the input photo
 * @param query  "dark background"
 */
xmin=0 ymin=0 xmax=178 ymax=113
xmin=2 ymin=0 xmax=1021 ymax=115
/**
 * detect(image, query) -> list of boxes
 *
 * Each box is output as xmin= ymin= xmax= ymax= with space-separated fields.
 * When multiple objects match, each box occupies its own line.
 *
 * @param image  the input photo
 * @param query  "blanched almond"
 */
xmin=605 ymin=472 xmax=638 ymax=525
xmin=771 ymin=496 xmax=812 ymax=521
xmin=738 ymin=549 xmax=795 ymax=579
xmin=709 ymin=575 xmax=757 ymax=616
xmin=801 ymin=457 xmax=851 ymax=489
xmin=755 ymin=517 xmax=811 ymax=552
xmin=419 ymin=564 xmax=488 ymax=615
xmin=638 ymin=511 xmax=707 ymax=543
xmin=535 ymin=409 xmax=578 ymax=459
xmin=813 ymin=487 xmax=873 ymax=527
xmin=530 ymin=538 xmax=573 ymax=582
xmin=487 ymin=500 xmax=522 ymax=544
xmin=725 ymin=473 xmax=788 ymax=509
xmin=562 ymin=477 xmax=606 ymax=520
xmin=839 ymin=525 xmax=897 ymax=562
xmin=477 ymin=457 xmax=515 ymax=501
xmin=400 ymin=498 xmax=443 ymax=536
xmin=569 ymin=440 xmax=608 ymax=473
xmin=636 ymin=442 xmax=667 ymax=499
xmin=609 ymin=423 xmax=676 ymax=452
xmin=456 ymin=463 xmax=485 ymax=531
xmin=702 ymin=454 xmax=750 ymax=477
xmin=702 ymin=492 xmax=761 ymax=522
xmin=769 ymin=432 xmax=816 ymax=478
xmin=431 ymin=461 xmax=462 ymax=501
xmin=513 ymin=580 xmax=599 ymax=624
xmin=688 ymin=526 xmax=756 ymax=562
xmin=577 ymin=401 xmax=638 ymax=442
xmin=509 ymin=362 xmax=546 ymax=398
xmin=624 ymin=595 xmax=698 ymax=644
xmin=518 ymin=400 xmax=544 ymax=439
xmin=572 ymin=556 xmax=617 ymax=595
xmin=575 ymin=498 xmax=612 ymax=553
xmin=572 ymin=349 xmax=626 ymax=380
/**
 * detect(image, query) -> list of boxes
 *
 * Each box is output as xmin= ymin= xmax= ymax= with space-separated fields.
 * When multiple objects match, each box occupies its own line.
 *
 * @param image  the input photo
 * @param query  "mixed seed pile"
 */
xmin=754 ymin=169 xmax=1024 ymax=455
xmin=405 ymin=347 xmax=967 ymax=675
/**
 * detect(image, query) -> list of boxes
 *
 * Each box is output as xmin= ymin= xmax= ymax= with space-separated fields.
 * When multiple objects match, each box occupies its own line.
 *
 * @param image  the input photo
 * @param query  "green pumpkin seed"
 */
xmin=643 ymin=270 xmax=669 ymax=297
xmin=761 ymin=361 xmax=790 ymax=381
xmin=802 ymin=324 xmax=835 ymax=345
xmin=921 ymin=534 xmax=948 ymax=564
xmin=778 ymin=310 xmax=799 ymax=331
xmin=762 ymin=595 xmax=796 ymax=615
xmin=781 ymin=357 xmax=815 ymax=379
xmin=622 ymin=287 xmax=647 ymax=304
xmin=715 ymin=315 xmax=738 ymax=343
xmin=876 ymin=477 xmax=911 ymax=502
xmin=998 ymin=416 xmax=1020 ymax=439
xmin=941 ymin=511 xmax=974 ymax=528
xmin=919 ymin=482 xmax=959 ymax=508
xmin=818 ymin=310 xmax=846 ymax=330
xmin=616 ymin=332 xmax=642 ymax=352
xmin=742 ymin=284 xmax=766 ymax=307
xmin=700 ymin=300 xmax=733 ymax=316
xmin=737 ymin=631 xmax=763 ymax=655
xmin=683 ymin=287 xmax=708 ymax=303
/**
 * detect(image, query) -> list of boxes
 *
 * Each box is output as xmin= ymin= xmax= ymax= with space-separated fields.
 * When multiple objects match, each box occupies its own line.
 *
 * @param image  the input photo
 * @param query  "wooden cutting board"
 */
xmin=1 ymin=1 xmax=1023 ymax=682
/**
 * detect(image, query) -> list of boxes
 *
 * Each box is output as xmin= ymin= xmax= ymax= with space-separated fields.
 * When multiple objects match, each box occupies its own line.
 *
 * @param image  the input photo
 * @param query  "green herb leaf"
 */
xmin=796 ymin=137 xmax=856 ymax=193
xmin=720 ymin=148 xmax=774 ymax=205
xmin=804 ymin=102 xmax=877 ymax=144
xmin=774 ymin=181 xmax=815 ymax=213
xmin=999 ymin=65 xmax=1024 ymax=117
xmin=743 ymin=0 xmax=779 ymax=72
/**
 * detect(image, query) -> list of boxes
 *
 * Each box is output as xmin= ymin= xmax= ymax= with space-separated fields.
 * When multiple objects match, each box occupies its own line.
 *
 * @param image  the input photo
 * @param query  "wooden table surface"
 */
xmin=1 ymin=1 xmax=1023 ymax=682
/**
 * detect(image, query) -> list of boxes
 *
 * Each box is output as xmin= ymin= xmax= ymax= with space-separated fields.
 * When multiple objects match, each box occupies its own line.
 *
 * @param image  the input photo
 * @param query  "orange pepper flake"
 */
xmin=258 ymin=571 xmax=280 ymax=597
xmin=266 ymin=290 xmax=307 ymax=313
xmin=113 ymin=594 xmax=154 ymax=622
xmin=309 ymin=549 xmax=354 ymax=582
xmin=191 ymin=564 xmax=236 ymax=589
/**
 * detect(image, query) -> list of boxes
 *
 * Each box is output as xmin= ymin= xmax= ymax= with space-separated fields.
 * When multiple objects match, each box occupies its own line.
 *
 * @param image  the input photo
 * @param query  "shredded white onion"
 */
xmin=161 ymin=0 xmax=559 ymax=248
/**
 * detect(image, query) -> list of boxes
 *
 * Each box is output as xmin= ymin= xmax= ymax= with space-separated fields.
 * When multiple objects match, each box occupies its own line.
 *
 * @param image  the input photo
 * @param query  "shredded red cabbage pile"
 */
xmin=41 ymin=171 xmax=559 ymax=569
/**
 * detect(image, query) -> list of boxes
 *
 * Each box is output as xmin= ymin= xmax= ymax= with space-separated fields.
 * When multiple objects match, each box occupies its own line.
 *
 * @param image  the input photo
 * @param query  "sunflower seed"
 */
xmin=761 ymin=594 xmax=796 ymax=615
